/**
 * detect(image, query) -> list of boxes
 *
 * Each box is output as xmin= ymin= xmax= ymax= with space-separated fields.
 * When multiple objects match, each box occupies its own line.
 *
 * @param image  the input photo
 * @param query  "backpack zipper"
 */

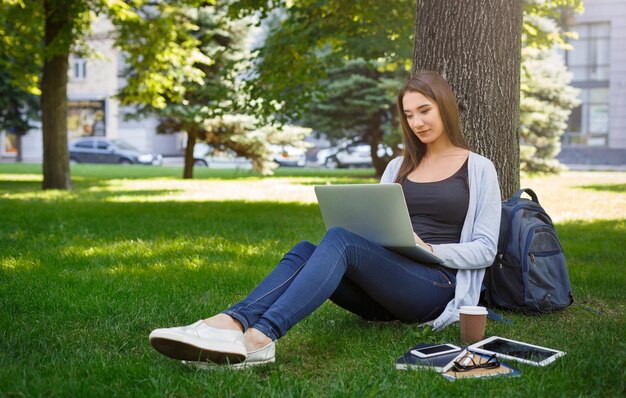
xmin=501 ymin=203 xmax=552 ymax=251
xmin=522 ymin=226 xmax=563 ymax=273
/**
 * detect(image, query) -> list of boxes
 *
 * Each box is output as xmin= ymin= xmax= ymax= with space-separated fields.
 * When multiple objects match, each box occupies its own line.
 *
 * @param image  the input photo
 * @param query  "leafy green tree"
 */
xmin=250 ymin=0 xmax=415 ymax=121
xmin=520 ymin=46 xmax=579 ymax=173
xmin=519 ymin=1 xmax=583 ymax=173
xmin=0 ymin=0 xmax=213 ymax=189
xmin=129 ymin=4 xmax=310 ymax=178
xmin=250 ymin=0 xmax=582 ymax=186
xmin=0 ymin=71 xmax=39 ymax=162
xmin=523 ymin=0 xmax=583 ymax=49
xmin=248 ymin=0 xmax=414 ymax=176
xmin=301 ymin=59 xmax=403 ymax=174
xmin=202 ymin=114 xmax=311 ymax=175
xmin=129 ymin=4 xmax=248 ymax=179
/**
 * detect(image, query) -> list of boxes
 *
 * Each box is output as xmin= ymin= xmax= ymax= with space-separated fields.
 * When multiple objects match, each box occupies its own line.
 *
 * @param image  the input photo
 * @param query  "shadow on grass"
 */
xmin=556 ymin=219 xmax=625 ymax=296
xmin=0 ymin=163 xmax=377 ymax=181
xmin=575 ymin=183 xmax=626 ymax=193
xmin=0 ymin=178 xmax=114 ymax=195
xmin=0 ymin=179 xmax=180 ymax=199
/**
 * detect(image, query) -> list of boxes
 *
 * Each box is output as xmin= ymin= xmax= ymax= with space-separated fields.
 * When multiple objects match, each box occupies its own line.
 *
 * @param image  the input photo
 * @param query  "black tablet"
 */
xmin=469 ymin=336 xmax=565 ymax=366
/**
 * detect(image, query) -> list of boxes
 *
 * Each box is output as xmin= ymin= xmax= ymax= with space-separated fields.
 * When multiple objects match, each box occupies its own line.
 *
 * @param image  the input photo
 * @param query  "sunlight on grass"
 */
xmin=0 ymin=174 xmax=41 ymax=182
xmin=100 ymin=178 xmax=319 ymax=203
xmin=1 ymin=189 xmax=81 ymax=201
xmin=576 ymin=183 xmax=626 ymax=193
xmin=55 ymin=236 xmax=284 ymax=277
xmin=1 ymin=256 xmax=39 ymax=271
xmin=521 ymin=171 xmax=626 ymax=222
xmin=1 ymin=165 xmax=624 ymax=220
xmin=76 ymin=171 xmax=626 ymax=220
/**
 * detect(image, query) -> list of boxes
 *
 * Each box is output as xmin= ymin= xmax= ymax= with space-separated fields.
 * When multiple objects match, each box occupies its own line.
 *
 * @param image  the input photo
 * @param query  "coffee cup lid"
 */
xmin=459 ymin=306 xmax=488 ymax=315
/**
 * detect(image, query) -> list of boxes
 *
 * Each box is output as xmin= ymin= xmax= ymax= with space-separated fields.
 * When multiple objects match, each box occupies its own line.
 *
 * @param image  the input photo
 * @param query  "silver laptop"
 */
xmin=314 ymin=183 xmax=444 ymax=264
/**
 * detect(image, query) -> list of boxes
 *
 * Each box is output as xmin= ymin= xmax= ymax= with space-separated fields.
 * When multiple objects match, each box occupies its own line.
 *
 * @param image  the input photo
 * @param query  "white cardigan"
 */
xmin=380 ymin=152 xmax=502 ymax=329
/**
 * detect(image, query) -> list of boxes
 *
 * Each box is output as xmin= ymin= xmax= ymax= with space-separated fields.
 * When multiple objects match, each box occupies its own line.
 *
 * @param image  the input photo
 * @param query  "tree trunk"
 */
xmin=15 ymin=132 xmax=23 ymax=163
xmin=369 ymin=110 xmax=386 ymax=178
xmin=41 ymin=0 xmax=72 ymax=190
xmin=183 ymin=128 xmax=197 ymax=179
xmin=412 ymin=0 xmax=523 ymax=198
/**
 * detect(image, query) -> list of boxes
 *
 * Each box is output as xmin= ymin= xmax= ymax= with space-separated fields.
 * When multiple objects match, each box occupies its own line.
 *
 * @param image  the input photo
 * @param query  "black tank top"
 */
xmin=400 ymin=159 xmax=469 ymax=244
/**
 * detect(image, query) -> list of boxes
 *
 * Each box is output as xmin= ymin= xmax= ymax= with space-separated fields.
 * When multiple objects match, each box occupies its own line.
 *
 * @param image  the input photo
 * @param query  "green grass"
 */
xmin=0 ymin=162 xmax=376 ymax=180
xmin=577 ymin=183 xmax=626 ymax=193
xmin=1 ymin=164 xmax=624 ymax=397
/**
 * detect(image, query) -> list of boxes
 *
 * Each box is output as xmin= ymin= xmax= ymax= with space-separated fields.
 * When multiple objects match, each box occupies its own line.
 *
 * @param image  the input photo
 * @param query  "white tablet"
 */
xmin=469 ymin=336 xmax=566 ymax=366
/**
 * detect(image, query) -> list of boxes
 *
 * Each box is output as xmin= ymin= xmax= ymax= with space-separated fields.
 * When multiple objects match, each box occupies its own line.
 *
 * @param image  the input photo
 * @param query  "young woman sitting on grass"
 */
xmin=149 ymin=71 xmax=502 ymax=368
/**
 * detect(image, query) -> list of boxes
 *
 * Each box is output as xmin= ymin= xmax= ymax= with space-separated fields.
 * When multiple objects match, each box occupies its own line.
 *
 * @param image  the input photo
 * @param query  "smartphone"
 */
xmin=410 ymin=343 xmax=462 ymax=358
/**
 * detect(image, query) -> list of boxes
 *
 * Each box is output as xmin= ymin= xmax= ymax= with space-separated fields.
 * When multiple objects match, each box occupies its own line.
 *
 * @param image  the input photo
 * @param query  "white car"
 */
xmin=318 ymin=141 xmax=392 ymax=169
xmin=270 ymin=145 xmax=307 ymax=167
xmin=192 ymin=143 xmax=252 ymax=169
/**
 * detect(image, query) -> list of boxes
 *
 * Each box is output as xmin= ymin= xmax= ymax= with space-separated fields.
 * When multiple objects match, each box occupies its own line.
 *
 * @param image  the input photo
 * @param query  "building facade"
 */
xmin=559 ymin=0 xmax=626 ymax=167
xmin=4 ymin=17 xmax=181 ymax=162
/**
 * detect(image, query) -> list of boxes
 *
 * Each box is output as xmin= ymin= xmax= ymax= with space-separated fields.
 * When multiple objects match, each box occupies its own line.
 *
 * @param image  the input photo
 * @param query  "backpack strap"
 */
xmin=513 ymin=188 xmax=539 ymax=204
xmin=486 ymin=308 xmax=513 ymax=325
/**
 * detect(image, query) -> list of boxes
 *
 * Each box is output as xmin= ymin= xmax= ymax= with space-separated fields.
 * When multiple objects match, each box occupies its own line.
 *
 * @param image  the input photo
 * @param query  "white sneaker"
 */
xmin=186 ymin=341 xmax=276 ymax=370
xmin=149 ymin=320 xmax=247 ymax=364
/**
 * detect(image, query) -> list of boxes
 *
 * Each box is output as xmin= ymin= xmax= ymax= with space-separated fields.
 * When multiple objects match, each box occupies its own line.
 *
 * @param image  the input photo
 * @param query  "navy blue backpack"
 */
xmin=483 ymin=188 xmax=574 ymax=314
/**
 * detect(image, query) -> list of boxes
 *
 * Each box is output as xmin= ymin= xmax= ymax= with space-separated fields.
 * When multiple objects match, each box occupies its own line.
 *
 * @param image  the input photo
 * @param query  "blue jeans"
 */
xmin=223 ymin=227 xmax=456 ymax=341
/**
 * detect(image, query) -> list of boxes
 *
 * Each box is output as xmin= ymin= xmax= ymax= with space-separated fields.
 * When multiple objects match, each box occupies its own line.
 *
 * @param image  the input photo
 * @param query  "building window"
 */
xmin=1 ymin=131 xmax=18 ymax=156
xmin=563 ymin=22 xmax=610 ymax=146
xmin=70 ymin=55 xmax=87 ymax=80
xmin=565 ymin=87 xmax=609 ymax=145
xmin=566 ymin=23 xmax=610 ymax=81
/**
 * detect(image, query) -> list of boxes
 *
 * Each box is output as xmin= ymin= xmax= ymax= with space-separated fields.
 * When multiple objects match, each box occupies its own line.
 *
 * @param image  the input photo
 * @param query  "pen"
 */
xmin=462 ymin=354 xmax=473 ymax=366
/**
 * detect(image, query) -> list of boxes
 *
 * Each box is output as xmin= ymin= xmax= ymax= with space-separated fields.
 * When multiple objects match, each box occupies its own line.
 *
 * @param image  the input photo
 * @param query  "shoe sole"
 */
xmin=185 ymin=356 xmax=276 ymax=370
xmin=149 ymin=335 xmax=246 ymax=364
xmin=231 ymin=357 xmax=276 ymax=369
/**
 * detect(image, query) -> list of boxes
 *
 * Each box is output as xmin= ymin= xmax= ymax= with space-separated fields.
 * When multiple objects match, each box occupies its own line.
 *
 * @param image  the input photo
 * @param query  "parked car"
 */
xmin=69 ymin=137 xmax=163 ymax=165
xmin=317 ymin=140 xmax=392 ymax=169
xmin=192 ymin=143 xmax=252 ymax=169
xmin=270 ymin=145 xmax=307 ymax=167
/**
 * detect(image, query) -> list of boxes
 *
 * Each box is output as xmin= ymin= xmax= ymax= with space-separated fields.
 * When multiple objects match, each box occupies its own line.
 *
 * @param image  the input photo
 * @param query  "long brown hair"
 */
xmin=394 ymin=71 xmax=469 ymax=183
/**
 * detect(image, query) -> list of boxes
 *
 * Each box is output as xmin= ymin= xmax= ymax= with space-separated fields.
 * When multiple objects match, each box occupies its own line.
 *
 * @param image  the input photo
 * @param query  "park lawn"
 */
xmin=0 ymin=164 xmax=624 ymax=397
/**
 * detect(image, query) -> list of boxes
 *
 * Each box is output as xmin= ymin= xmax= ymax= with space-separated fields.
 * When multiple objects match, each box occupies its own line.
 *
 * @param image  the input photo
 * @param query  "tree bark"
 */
xmin=15 ymin=132 xmax=23 ymax=163
xmin=183 ymin=127 xmax=197 ymax=179
xmin=412 ymin=0 xmax=523 ymax=198
xmin=369 ymin=110 xmax=386 ymax=178
xmin=41 ymin=0 xmax=72 ymax=190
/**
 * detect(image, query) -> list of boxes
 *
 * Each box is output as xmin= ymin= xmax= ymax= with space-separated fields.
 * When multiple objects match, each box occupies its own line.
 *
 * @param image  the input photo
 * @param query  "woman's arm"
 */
xmin=380 ymin=157 xmax=402 ymax=184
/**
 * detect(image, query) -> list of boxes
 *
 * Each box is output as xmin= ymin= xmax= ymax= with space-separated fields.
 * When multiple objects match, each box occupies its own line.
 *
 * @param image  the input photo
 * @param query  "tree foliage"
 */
xmin=203 ymin=115 xmax=311 ymax=175
xmin=520 ymin=46 xmax=579 ymax=172
xmin=251 ymin=0 xmax=583 ymax=179
xmin=0 ymin=70 xmax=40 ymax=162
xmin=0 ymin=0 xmax=219 ymax=189
xmin=248 ymin=0 xmax=414 ymax=176
xmin=523 ymin=0 xmax=583 ymax=49
xmin=249 ymin=0 xmax=415 ymax=123
xmin=300 ymin=59 xmax=404 ymax=174
xmin=519 ymin=0 xmax=583 ymax=173
xmin=128 ymin=3 xmax=311 ymax=178
xmin=129 ymin=3 xmax=248 ymax=178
